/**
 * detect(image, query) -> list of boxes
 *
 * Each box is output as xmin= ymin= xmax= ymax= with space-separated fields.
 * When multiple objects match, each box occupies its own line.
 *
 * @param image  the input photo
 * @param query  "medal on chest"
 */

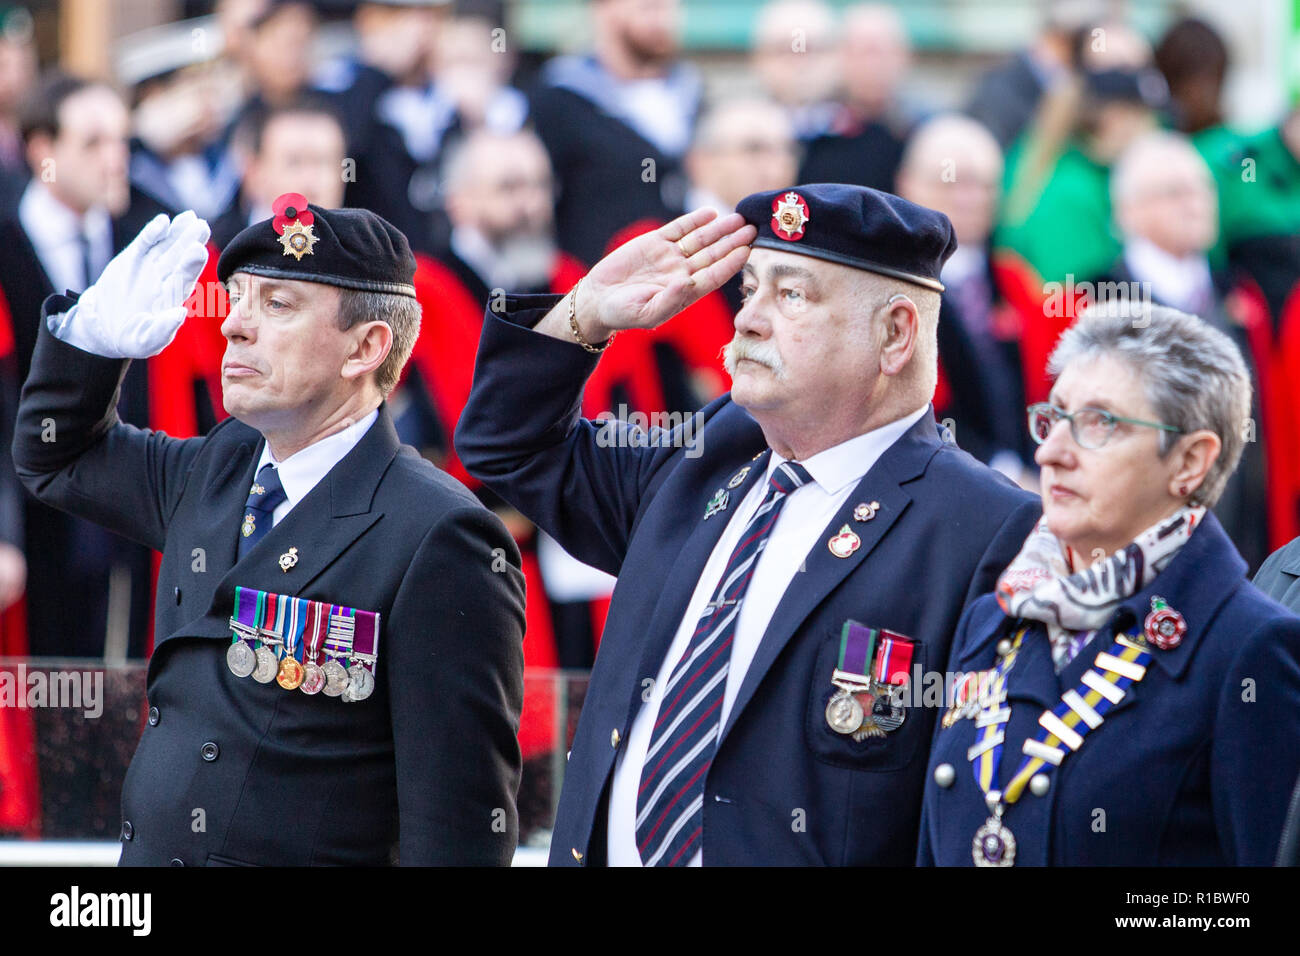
xmin=823 ymin=621 xmax=915 ymax=741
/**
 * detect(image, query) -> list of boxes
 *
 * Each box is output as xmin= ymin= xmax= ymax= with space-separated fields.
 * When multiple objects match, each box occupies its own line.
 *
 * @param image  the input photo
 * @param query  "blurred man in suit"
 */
xmin=529 ymin=0 xmax=701 ymax=266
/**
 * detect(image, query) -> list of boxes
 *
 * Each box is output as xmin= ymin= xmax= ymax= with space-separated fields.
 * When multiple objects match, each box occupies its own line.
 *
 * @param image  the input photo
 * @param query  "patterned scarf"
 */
xmin=995 ymin=505 xmax=1206 ymax=671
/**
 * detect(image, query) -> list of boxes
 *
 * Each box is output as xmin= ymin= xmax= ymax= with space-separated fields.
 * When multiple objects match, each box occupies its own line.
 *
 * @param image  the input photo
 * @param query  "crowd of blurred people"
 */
xmin=1 ymin=0 xmax=1299 ymax=837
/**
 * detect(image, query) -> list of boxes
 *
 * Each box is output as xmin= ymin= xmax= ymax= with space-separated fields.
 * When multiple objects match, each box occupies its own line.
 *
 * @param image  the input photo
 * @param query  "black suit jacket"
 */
xmin=529 ymin=85 xmax=688 ymax=266
xmin=456 ymin=297 xmax=1042 ymax=865
xmin=14 ymin=309 xmax=526 ymax=865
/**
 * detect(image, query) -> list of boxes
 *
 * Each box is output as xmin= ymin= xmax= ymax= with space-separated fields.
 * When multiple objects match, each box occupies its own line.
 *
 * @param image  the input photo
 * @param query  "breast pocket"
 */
xmin=804 ymin=625 xmax=928 ymax=772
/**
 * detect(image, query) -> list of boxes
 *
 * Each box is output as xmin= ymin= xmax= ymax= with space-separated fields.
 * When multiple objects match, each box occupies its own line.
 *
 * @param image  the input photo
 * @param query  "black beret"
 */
xmin=735 ymin=183 xmax=957 ymax=293
xmin=217 ymin=193 xmax=417 ymax=298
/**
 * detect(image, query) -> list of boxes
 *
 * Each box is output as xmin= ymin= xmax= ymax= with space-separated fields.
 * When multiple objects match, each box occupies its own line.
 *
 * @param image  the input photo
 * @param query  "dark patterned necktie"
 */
xmin=635 ymin=460 xmax=813 ymax=866
xmin=238 ymin=463 xmax=287 ymax=560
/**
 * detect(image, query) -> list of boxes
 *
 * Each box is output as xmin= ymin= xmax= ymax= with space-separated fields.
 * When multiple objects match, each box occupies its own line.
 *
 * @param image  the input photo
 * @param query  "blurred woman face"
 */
xmin=1033 ymin=354 xmax=1188 ymax=564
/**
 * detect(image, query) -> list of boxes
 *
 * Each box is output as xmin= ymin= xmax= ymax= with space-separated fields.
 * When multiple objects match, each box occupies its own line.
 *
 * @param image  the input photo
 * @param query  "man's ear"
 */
xmin=340 ymin=320 xmax=393 ymax=384
xmin=24 ymin=132 xmax=52 ymax=176
xmin=878 ymin=293 xmax=919 ymax=377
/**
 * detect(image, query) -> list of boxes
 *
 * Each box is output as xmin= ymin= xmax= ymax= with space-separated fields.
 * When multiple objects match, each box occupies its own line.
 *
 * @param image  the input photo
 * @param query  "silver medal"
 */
xmin=825 ymin=689 xmax=864 ymax=735
xmin=342 ymin=665 xmax=375 ymax=702
xmin=869 ymin=684 xmax=906 ymax=732
xmin=300 ymin=661 xmax=326 ymax=695
xmin=973 ymin=813 xmax=1017 ymax=867
xmin=251 ymin=646 xmax=279 ymax=683
xmin=322 ymin=659 xmax=349 ymax=697
xmin=226 ymin=641 xmax=256 ymax=678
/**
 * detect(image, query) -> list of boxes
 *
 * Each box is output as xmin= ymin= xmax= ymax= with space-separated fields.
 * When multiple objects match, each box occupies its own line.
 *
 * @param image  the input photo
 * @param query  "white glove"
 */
xmin=46 ymin=210 xmax=212 ymax=359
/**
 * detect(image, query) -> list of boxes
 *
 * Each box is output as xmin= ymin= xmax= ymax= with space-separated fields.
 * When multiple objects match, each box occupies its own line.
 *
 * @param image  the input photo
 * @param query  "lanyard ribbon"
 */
xmin=969 ymin=626 xmax=1152 ymax=805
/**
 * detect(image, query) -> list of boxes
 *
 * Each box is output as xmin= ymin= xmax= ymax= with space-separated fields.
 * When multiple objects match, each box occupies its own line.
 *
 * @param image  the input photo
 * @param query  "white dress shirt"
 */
xmin=606 ymin=404 xmax=930 ymax=866
xmin=18 ymin=179 xmax=113 ymax=293
xmin=253 ymin=409 xmax=379 ymax=527
xmin=1122 ymin=236 xmax=1215 ymax=315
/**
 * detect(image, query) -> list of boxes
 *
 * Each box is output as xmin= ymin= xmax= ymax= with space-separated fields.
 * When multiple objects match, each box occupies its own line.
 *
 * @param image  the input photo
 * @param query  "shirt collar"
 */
xmin=1122 ymin=236 xmax=1213 ymax=311
xmin=767 ymin=405 xmax=930 ymax=495
xmin=255 ymin=408 xmax=380 ymax=510
xmin=19 ymin=179 xmax=112 ymax=247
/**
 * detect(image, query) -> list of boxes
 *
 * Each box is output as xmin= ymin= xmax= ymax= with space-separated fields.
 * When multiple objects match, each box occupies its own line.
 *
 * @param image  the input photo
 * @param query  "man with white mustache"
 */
xmin=457 ymin=182 xmax=1041 ymax=866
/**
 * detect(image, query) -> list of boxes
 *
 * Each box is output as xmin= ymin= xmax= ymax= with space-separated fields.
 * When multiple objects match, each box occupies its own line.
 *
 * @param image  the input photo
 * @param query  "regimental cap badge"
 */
xmin=771 ymin=191 xmax=810 ymax=242
xmin=272 ymin=192 xmax=318 ymax=261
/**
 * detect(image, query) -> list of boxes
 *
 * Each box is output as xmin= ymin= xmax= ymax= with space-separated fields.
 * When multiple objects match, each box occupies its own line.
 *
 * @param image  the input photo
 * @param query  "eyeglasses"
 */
xmin=1026 ymin=402 xmax=1183 ymax=450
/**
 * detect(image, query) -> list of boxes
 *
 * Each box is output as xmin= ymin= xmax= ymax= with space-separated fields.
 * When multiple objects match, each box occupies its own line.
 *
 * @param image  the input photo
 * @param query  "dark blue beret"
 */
xmin=217 ymin=193 xmax=417 ymax=298
xmin=735 ymin=183 xmax=957 ymax=293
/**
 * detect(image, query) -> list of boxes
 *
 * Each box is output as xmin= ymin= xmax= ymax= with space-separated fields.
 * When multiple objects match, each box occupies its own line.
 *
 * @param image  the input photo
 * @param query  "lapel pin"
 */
xmin=853 ymin=501 xmax=880 ymax=522
xmin=1143 ymin=596 xmax=1186 ymax=650
xmin=727 ymin=466 xmax=750 ymax=489
xmin=828 ymin=524 xmax=861 ymax=558
xmin=278 ymin=547 xmax=299 ymax=573
xmin=703 ymin=488 xmax=729 ymax=520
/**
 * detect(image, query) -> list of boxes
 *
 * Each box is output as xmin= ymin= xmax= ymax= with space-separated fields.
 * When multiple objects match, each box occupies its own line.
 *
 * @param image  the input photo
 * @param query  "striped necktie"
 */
xmin=635 ymin=459 xmax=813 ymax=866
xmin=238 ymin=463 xmax=287 ymax=559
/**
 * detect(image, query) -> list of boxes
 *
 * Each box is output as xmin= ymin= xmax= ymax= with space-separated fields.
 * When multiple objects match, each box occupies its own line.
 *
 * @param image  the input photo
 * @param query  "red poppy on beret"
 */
xmin=272 ymin=192 xmax=314 ymax=236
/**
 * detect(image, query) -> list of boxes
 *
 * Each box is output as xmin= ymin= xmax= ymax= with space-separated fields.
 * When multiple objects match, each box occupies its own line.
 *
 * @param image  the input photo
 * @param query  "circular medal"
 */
xmin=972 ymin=816 xmax=1017 ymax=867
xmin=276 ymin=657 xmax=305 ymax=690
xmin=342 ymin=665 xmax=375 ymax=702
xmin=871 ymin=695 xmax=906 ymax=732
xmin=226 ymin=641 xmax=256 ymax=678
xmin=825 ymin=689 xmax=864 ymax=735
xmin=300 ymin=661 xmax=326 ymax=695
xmin=321 ymin=659 xmax=349 ymax=697
xmin=251 ymin=646 xmax=279 ymax=683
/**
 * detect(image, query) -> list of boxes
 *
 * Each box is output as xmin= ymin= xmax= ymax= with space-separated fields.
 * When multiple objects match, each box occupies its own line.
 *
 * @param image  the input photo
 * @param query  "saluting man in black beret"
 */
xmin=456 ymin=183 xmax=1043 ymax=866
xmin=13 ymin=196 xmax=525 ymax=865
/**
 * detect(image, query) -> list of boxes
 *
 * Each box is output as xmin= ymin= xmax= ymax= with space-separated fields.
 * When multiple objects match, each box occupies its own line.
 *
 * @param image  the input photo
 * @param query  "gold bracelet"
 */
xmin=568 ymin=279 xmax=614 ymax=354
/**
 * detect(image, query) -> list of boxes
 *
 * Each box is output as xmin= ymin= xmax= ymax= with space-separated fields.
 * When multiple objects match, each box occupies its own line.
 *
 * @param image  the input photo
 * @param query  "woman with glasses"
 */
xmin=917 ymin=302 xmax=1300 ymax=865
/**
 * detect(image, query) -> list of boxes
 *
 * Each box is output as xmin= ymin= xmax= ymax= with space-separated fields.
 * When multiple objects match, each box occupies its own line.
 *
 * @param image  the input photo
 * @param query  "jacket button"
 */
xmin=1029 ymin=773 xmax=1051 ymax=797
xmin=571 ymin=848 xmax=584 ymax=863
xmin=933 ymin=763 xmax=956 ymax=788
xmin=120 ymin=820 xmax=133 ymax=841
xmin=148 ymin=706 xmax=160 ymax=726
xmin=173 ymin=586 xmax=182 ymax=604
xmin=200 ymin=741 xmax=220 ymax=762
xmin=610 ymin=728 xmax=621 ymax=748
xmin=169 ymin=858 xmax=184 ymax=866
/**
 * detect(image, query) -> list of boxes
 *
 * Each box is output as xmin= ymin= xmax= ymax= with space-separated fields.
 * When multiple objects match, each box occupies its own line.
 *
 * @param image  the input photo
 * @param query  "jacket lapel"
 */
xmin=718 ymin=412 xmax=942 ymax=744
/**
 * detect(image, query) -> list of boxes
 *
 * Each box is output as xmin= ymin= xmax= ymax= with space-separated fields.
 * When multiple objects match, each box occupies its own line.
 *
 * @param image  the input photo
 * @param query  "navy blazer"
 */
xmin=14 ymin=311 xmax=526 ymax=865
xmin=918 ymin=513 xmax=1300 ymax=866
xmin=456 ymin=295 xmax=1042 ymax=865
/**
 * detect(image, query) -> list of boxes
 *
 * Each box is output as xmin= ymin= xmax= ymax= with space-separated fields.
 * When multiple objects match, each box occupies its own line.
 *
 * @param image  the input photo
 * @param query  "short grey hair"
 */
xmin=1047 ymin=301 xmax=1252 ymax=507
xmin=336 ymin=289 xmax=422 ymax=396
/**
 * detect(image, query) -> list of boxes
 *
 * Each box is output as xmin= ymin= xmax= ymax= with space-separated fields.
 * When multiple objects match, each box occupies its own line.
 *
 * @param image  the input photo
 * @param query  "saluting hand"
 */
xmin=46 ymin=210 xmax=212 ymax=359
xmin=541 ymin=209 xmax=757 ymax=346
